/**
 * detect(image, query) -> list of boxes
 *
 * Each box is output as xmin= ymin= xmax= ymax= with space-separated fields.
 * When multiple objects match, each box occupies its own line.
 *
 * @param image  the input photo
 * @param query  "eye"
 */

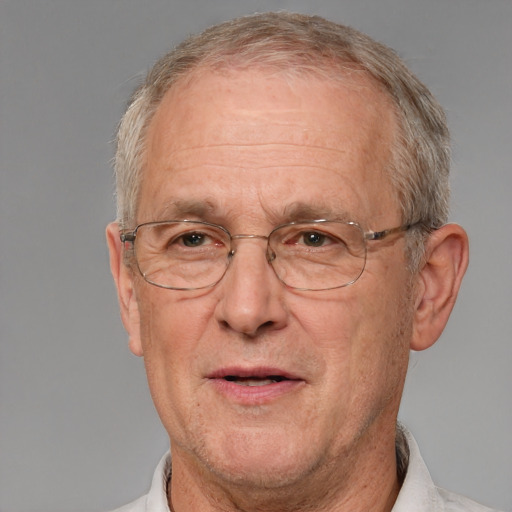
xmin=301 ymin=231 xmax=330 ymax=247
xmin=275 ymin=224 xmax=345 ymax=250
xmin=179 ymin=232 xmax=209 ymax=247
xmin=275 ymin=224 xmax=352 ymax=255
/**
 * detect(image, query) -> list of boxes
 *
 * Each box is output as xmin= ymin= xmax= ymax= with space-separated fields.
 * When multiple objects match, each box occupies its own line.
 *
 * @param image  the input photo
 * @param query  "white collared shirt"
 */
xmin=110 ymin=428 xmax=500 ymax=512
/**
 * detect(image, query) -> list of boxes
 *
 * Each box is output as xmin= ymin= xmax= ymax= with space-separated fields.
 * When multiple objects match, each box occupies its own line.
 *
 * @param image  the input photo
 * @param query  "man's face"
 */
xmin=126 ymin=68 xmax=414 ymax=489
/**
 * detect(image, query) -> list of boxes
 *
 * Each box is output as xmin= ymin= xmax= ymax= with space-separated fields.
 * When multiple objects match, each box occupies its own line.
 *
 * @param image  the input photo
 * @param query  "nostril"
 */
xmin=242 ymin=321 xmax=275 ymax=338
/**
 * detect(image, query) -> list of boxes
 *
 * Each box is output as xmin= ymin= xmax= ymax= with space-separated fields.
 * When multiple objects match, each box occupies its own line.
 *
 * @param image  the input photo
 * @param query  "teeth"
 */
xmin=225 ymin=376 xmax=285 ymax=386
xmin=239 ymin=379 xmax=274 ymax=386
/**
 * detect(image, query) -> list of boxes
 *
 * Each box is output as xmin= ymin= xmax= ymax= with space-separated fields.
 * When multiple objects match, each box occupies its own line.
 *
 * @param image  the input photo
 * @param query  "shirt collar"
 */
xmin=392 ymin=426 xmax=443 ymax=511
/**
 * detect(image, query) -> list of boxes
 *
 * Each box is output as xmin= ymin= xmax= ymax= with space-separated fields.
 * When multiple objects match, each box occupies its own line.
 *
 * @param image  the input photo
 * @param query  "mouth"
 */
xmin=223 ymin=375 xmax=289 ymax=386
xmin=207 ymin=367 xmax=303 ymax=402
xmin=209 ymin=367 xmax=298 ymax=383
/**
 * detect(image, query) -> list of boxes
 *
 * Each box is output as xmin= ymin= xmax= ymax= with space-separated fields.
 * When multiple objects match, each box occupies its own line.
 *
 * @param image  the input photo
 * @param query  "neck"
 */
xmin=167 ymin=421 xmax=402 ymax=512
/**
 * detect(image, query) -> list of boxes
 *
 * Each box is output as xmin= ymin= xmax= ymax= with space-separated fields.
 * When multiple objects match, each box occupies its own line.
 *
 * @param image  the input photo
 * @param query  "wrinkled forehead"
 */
xmin=149 ymin=64 xmax=396 ymax=147
xmin=139 ymin=66 xmax=399 ymax=225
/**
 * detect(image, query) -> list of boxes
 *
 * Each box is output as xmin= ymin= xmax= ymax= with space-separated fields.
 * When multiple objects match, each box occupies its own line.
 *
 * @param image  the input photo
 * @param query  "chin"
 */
xmin=195 ymin=425 xmax=325 ymax=490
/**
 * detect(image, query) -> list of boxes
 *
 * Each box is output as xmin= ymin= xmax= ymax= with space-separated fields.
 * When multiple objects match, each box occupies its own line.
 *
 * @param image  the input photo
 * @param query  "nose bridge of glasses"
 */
xmin=231 ymin=234 xmax=269 ymax=241
xmin=228 ymin=234 xmax=274 ymax=262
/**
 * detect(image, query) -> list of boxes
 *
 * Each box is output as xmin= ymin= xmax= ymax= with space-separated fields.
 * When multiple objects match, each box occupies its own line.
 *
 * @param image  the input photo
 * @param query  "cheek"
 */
xmin=138 ymin=288 xmax=213 ymax=349
xmin=291 ymin=273 xmax=411 ymax=385
xmin=287 ymin=293 xmax=364 ymax=396
xmin=136 ymin=289 xmax=218 ymax=404
xmin=349 ymin=274 xmax=413 ymax=395
xmin=135 ymin=291 xmax=215 ymax=428
xmin=289 ymin=290 xmax=366 ymax=352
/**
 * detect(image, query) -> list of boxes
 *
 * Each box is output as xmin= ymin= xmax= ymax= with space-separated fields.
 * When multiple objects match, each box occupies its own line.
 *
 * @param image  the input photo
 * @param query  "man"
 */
xmin=106 ymin=11 xmax=497 ymax=512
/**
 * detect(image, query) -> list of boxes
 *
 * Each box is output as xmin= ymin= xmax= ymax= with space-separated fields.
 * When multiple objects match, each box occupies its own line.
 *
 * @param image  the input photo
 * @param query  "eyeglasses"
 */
xmin=120 ymin=220 xmax=415 ymax=291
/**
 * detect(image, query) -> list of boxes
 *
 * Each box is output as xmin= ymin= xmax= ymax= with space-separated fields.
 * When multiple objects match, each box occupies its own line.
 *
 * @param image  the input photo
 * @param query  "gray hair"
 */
xmin=114 ymin=11 xmax=450 ymax=270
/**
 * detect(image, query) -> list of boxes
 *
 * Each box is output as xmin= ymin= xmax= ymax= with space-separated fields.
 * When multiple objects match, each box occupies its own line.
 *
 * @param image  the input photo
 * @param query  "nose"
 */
xmin=214 ymin=237 xmax=288 ymax=337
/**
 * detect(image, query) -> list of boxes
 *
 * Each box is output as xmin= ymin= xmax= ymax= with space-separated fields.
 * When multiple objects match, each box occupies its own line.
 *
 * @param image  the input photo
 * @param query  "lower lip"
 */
xmin=209 ymin=378 xmax=304 ymax=405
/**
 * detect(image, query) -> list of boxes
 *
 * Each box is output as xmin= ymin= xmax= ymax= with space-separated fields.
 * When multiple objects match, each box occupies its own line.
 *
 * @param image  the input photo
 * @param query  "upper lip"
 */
xmin=207 ymin=366 xmax=302 ymax=381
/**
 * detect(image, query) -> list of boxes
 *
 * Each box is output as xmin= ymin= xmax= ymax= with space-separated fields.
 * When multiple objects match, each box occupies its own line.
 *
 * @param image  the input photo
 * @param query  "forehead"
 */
xmin=140 ymin=67 xmax=399 ymax=226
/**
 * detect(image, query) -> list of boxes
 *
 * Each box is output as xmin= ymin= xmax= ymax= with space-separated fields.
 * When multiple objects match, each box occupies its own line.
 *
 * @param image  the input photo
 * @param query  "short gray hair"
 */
xmin=114 ymin=11 xmax=450 ymax=270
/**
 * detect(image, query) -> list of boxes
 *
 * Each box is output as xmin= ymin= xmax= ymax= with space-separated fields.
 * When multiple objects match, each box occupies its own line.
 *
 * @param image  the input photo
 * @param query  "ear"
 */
xmin=106 ymin=222 xmax=144 ymax=357
xmin=410 ymin=223 xmax=469 ymax=351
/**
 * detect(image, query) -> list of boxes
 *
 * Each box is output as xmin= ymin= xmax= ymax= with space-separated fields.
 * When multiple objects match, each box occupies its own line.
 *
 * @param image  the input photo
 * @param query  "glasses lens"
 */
xmin=134 ymin=221 xmax=230 ymax=289
xmin=268 ymin=222 xmax=366 ymax=290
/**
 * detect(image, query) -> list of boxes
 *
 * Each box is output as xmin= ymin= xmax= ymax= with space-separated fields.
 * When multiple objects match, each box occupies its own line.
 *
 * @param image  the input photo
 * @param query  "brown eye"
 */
xmin=302 ymin=231 xmax=328 ymax=247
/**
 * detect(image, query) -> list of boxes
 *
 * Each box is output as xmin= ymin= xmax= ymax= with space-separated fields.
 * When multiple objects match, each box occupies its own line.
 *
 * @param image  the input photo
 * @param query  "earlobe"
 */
xmin=106 ymin=222 xmax=144 ymax=357
xmin=410 ymin=224 xmax=469 ymax=351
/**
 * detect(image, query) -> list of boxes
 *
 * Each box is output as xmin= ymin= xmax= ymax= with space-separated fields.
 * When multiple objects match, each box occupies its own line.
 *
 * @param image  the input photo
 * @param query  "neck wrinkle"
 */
xmin=167 ymin=422 xmax=402 ymax=512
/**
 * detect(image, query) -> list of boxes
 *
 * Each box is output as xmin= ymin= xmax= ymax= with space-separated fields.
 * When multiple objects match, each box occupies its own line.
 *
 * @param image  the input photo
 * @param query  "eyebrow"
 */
xmin=152 ymin=199 xmax=354 ymax=225
xmin=153 ymin=199 xmax=218 ymax=221
xmin=279 ymin=202 xmax=353 ymax=224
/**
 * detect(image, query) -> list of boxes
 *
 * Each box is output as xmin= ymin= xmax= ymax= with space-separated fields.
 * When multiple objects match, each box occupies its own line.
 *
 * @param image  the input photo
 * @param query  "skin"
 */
xmin=107 ymin=67 xmax=469 ymax=512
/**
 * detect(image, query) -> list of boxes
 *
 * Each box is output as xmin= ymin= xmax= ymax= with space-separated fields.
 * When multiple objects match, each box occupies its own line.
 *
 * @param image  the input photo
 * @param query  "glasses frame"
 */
xmin=120 ymin=219 xmax=419 ymax=291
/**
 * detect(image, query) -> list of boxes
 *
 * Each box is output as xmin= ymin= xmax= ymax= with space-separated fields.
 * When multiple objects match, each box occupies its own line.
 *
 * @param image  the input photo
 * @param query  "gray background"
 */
xmin=0 ymin=1 xmax=510 ymax=511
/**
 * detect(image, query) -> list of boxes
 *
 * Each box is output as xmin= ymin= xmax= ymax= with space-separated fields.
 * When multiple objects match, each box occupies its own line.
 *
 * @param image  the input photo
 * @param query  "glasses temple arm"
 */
xmin=120 ymin=232 xmax=136 ymax=243
xmin=365 ymin=222 xmax=422 ymax=241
